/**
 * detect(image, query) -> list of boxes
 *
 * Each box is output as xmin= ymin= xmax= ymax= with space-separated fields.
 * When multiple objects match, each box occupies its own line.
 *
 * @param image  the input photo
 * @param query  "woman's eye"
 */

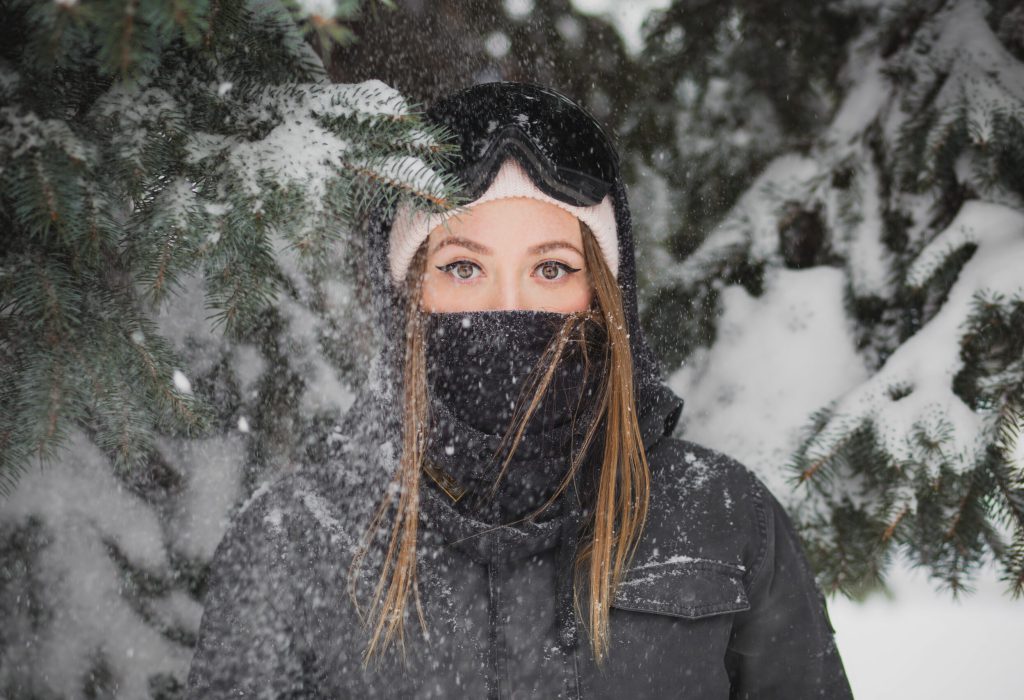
xmin=437 ymin=261 xmax=481 ymax=281
xmin=535 ymin=261 xmax=580 ymax=281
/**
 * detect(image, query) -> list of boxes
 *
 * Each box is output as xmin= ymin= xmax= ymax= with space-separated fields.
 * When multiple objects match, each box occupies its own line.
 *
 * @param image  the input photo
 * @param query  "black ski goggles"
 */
xmin=426 ymin=82 xmax=620 ymax=208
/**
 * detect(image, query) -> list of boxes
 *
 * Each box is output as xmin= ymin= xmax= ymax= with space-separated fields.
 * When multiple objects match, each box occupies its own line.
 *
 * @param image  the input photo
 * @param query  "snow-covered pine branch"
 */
xmin=647 ymin=0 xmax=1024 ymax=597
xmin=0 ymin=1 xmax=459 ymax=696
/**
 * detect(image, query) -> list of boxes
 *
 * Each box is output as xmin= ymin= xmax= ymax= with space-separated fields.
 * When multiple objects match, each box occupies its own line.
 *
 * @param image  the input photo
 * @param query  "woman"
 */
xmin=186 ymin=82 xmax=853 ymax=698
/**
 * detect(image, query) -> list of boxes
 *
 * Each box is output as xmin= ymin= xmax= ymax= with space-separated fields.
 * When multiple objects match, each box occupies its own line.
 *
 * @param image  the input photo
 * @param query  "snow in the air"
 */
xmin=172 ymin=369 xmax=193 ymax=394
xmin=3 ymin=1 xmax=1023 ymax=697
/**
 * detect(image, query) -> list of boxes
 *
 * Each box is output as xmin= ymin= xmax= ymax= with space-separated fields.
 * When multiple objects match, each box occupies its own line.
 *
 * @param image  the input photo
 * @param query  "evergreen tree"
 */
xmin=3 ymin=0 xmax=1024 ymax=693
xmin=639 ymin=0 xmax=1024 ymax=597
xmin=0 ymin=0 xmax=457 ymax=695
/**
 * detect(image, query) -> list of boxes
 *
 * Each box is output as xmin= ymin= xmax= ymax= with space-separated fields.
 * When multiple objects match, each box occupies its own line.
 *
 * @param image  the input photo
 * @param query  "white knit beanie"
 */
xmin=388 ymin=158 xmax=619 ymax=285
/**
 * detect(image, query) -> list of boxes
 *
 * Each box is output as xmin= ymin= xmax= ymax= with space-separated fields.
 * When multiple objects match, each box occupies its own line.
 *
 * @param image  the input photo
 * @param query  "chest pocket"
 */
xmin=611 ymin=559 xmax=751 ymax=619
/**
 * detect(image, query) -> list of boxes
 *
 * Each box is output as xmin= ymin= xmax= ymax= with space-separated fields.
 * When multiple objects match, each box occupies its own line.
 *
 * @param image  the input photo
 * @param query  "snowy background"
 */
xmin=668 ymin=263 xmax=1024 ymax=699
xmin=3 ymin=0 xmax=1023 ymax=697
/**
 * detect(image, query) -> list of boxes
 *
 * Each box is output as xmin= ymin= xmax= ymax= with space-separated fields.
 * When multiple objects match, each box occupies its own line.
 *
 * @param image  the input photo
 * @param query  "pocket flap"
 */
xmin=612 ymin=559 xmax=751 ymax=619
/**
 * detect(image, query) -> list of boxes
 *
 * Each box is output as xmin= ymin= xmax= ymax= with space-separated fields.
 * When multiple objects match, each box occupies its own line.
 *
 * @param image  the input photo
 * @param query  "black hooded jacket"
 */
xmin=185 ymin=87 xmax=853 ymax=699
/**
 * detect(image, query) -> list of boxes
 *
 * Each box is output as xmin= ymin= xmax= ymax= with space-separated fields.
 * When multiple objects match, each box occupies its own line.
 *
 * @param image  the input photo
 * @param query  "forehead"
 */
xmin=427 ymin=198 xmax=582 ymax=249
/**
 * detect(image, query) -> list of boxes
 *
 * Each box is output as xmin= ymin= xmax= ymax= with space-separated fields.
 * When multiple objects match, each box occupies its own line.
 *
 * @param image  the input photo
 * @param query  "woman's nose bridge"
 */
xmin=497 ymin=275 xmax=523 ymax=310
xmin=489 ymin=269 xmax=525 ymax=310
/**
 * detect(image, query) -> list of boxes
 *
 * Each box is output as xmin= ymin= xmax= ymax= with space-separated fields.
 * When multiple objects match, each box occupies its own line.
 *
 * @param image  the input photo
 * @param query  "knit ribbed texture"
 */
xmin=388 ymin=158 xmax=619 ymax=284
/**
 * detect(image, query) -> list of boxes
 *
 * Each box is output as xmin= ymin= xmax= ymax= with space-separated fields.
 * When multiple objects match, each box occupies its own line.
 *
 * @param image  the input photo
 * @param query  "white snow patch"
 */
xmin=264 ymin=507 xmax=284 ymax=534
xmin=152 ymin=270 xmax=225 ymax=377
xmin=0 ymin=429 xmax=185 ymax=698
xmin=295 ymin=0 xmax=337 ymax=18
xmin=671 ymin=267 xmax=870 ymax=500
xmin=829 ymin=55 xmax=890 ymax=142
xmin=277 ymin=293 xmax=355 ymax=415
xmin=829 ymin=558 xmax=1024 ymax=700
xmin=504 ymin=0 xmax=534 ymax=20
xmin=808 ymin=201 xmax=1024 ymax=481
xmin=232 ymin=343 xmax=267 ymax=397
xmin=570 ymin=0 xmax=672 ymax=54
xmin=673 ymin=154 xmax=820 ymax=286
xmin=157 ymin=433 xmax=245 ymax=560
xmin=172 ymin=369 xmax=192 ymax=394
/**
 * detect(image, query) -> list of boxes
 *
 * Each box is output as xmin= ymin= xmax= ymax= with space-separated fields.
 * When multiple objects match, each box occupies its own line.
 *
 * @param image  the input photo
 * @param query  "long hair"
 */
xmin=350 ymin=221 xmax=650 ymax=664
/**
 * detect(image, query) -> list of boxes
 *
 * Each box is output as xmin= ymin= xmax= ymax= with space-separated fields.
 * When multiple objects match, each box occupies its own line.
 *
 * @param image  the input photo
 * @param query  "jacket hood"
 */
xmin=307 ymin=83 xmax=680 ymax=535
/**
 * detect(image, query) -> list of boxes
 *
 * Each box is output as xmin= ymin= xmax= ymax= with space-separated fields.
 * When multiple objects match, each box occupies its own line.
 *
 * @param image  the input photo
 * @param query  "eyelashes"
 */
xmin=535 ymin=261 xmax=581 ymax=281
xmin=436 ymin=260 xmax=481 ymax=281
xmin=435 ymin=260 xmax=582 ymax=282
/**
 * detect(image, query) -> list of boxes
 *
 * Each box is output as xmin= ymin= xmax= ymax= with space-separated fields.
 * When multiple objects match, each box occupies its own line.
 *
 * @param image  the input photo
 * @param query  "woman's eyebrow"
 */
xmin=431 ymin=236 xmax=493 ymax=255
xmin=528 ymin=240 xmax=584 ymax=257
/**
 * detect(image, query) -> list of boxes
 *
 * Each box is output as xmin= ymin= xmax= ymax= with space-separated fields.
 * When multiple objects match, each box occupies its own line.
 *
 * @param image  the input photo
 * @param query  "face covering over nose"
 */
xmin=423 ymin=310 xmax=606 ymax=521
xmin=424 ymin=310 xmax=604 ymax=436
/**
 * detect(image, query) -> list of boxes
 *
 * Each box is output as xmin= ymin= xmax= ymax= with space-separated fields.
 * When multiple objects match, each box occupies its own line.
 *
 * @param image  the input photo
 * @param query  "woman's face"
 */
xmin=420 ymin=198 xmax=592 ymax=313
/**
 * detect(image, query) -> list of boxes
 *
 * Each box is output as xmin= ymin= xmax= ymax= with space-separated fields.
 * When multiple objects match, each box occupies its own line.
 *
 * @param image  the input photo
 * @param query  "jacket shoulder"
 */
xmin=214 ymin=464 xmax=365 ymax=577
xmin=650 ymin=438 xmax=766 ymax=497
xmin=638 ymin=437 xmax=771 ymax=584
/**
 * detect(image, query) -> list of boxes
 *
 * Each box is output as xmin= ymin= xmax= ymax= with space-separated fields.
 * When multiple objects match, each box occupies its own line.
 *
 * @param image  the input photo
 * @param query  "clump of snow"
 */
xmin=1009 ymin=420 xmax=1024 ymax=470
xmin=172 ymin=369 xmax=192 ymax=394
xmin=906 ymin=0 xmax=1024 ymax=147
xmin=833 ymin=158 xmax=891 ymax=298
xmin=485 ymin=31 xmax=512 ymax=59
xmin=829 ymin=558 xmax=1024 ymax=700
xmin=276 ymin=292 xmax=355 ymax=416
xmin=672 ymin=154 xmax=819 ymax=286
xmin=294 ymin=0 xmax=335 ymax=17
xmin=264 ymin=507 xmax=284 ymax=535
xmin=91 ymin=84 xmax=182 ymax=170
xmin=0 ymin=107 xmax=96 ymax=166
xmin=806 ymin=201 xmax=1024 ymax=480
xmin=349 ymin=154 xmax=448 ymax=202
xmin=153 ymin=270 xmax=225 ymax=377
xmin=185 ymin=81 xmax=435 ymax=215
xmin=555 ymin=15 xmax=584 ymax=45
xmin=151 ymin=177 xmax=201 ymax=233
xmin=0 ymin=429 xmax=187 ymax=698
xmin=672 ymin=267 xmax=869 ymax=500
xmin=570 ymin=0 xmax=672 ymax=55
xmin=232 ymin=344 xmax=266 ymax=397
xmin=504 ymin=0 xmax=534 ymax=21
xmin=157 ymin=433 xmax=245 ymax=561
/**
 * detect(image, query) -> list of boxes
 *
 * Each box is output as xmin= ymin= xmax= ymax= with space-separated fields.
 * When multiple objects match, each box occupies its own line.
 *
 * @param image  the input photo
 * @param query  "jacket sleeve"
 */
xmin=726 ymin=482 xmax=854 ymax=699
xmin=185 ymin=488 xmax=312 ymax=699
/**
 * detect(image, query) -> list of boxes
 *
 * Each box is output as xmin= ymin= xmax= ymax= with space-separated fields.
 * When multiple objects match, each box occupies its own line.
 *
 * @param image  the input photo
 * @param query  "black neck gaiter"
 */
xmin=423 ymin=310 xmax=605 ymax=522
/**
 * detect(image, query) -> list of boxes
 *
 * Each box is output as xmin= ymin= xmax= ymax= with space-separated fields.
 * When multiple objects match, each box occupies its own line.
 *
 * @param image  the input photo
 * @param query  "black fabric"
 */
xmin=185 ymin=81 xmax=853 ymax=700
xmin=423 ymin=309 xmax=605 ymax=652
xmin=425 ymin=310 xmax=602 ymax=438
xmin=424 ymin=310 xmax=603 ymax=522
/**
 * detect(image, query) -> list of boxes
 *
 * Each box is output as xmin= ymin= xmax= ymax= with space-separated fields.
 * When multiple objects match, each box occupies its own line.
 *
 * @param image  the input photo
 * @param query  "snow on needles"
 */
xmin=911 ymin=0 xmax=1024 ymax=148
xmin=807 ymin=201 xmax=1024 ymax=480
xmin=185 ymin=81 xmax=444 ymax=213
